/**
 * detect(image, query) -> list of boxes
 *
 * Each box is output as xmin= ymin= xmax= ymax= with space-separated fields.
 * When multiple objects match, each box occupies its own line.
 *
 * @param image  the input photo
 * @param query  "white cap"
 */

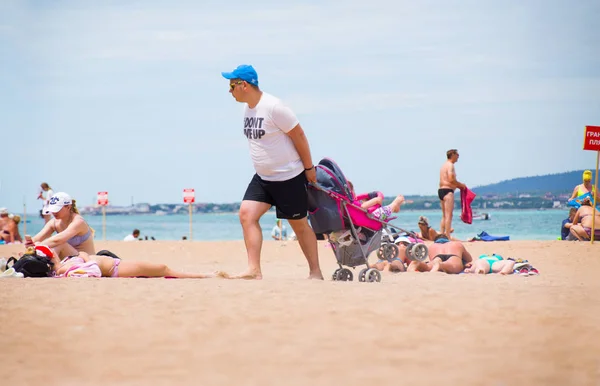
xmin=44 ymin=192 xmax=73 ymax=214
xmin=394 ymin=236 xmax=412 ymax=245
xmin=0 ymin=208 xmax=7 ymax=215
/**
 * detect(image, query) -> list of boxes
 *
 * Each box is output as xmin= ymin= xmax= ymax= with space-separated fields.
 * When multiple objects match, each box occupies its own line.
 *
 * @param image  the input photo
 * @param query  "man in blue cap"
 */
xmin=221 ymin=64 xmax=323 ymax=280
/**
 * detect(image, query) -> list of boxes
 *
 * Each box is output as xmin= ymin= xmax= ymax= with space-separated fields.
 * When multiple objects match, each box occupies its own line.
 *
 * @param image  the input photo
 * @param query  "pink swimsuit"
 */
xmin=56 ymin=256 xmax=101 ymax=278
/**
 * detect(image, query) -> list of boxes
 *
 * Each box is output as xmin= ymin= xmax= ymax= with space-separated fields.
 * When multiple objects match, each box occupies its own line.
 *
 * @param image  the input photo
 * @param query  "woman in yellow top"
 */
xmin=569 ymin=170 xmax=600 ymax=203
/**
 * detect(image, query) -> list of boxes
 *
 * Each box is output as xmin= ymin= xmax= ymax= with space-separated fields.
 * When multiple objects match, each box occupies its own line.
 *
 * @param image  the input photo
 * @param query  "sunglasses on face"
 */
xmin=229 ymin=81 xmax=244 ymax=91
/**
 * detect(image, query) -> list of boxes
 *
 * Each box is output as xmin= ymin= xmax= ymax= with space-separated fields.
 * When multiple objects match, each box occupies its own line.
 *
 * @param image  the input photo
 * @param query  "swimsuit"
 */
xmin=67 ymin=228 xmax=92 ymax=248
xmin=583 ymin=227 xmax=600 ymax=239
xmin=479 ymin=254 xmax=503 ymax=273
xmin=578 ymin=185 xmax=595 ymax=197
xmin=438 ymin=188 xmax=454 ymax=200
xmin=53 ymin=220 xmax=93 ymax=248
xmin=55 ymin=255 xmax=101 ymax=278
xmin=433 ymin=254 xmax=457 ymax=262
xmin=110 ymin=259 xmax=121 ymax=278
xmin=432 ymin=237 xmax=458 ymax=262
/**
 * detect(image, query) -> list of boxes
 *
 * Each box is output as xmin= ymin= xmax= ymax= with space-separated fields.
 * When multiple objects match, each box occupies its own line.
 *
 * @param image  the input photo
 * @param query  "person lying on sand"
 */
xmin=32 ymin=243 xmax=227 ymax=279
xmin=464 ymin=254 xmax=515 ymax=275
xmin=407 ymin=235 xmax=473 ymax=274
xmin=369 ymin=237 xmax=425 ymax=273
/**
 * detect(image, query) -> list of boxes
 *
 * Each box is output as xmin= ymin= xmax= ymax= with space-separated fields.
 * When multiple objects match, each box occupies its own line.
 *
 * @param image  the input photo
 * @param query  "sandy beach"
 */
xmin=1 ymin=240 xmax=599 ymax=386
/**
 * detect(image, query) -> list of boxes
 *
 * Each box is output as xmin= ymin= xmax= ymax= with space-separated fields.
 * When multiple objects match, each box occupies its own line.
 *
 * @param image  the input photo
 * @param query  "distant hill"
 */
xmin=472 ymin=169 xmax=593 ymax=195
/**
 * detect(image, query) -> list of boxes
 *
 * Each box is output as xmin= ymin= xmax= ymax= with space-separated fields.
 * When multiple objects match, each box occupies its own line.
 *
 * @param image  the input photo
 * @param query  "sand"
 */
xmin=1 ymin=239 xmax=599 ymax=386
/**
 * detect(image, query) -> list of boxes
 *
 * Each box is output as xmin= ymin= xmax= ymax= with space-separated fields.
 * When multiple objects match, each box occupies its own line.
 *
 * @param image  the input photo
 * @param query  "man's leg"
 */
xmin=287 ymin=218 xmax=324 ymax=279
xmin=439 ymin=199 xmax=446 ymax=235
xmin=442 ymin=192 xmax=455 ymax=238
xmin=234 ymin=200 xmax=272 ymax=279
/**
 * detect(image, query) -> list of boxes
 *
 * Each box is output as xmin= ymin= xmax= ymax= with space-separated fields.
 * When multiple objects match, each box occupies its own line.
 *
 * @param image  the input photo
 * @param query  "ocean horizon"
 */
xmin=14 ymin=209 xmax=573 ymax=242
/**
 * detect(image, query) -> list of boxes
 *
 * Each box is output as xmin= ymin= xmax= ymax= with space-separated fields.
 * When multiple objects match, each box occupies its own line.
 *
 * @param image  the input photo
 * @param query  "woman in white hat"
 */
xmin=25 ymin=192 xmax=96 ymax=256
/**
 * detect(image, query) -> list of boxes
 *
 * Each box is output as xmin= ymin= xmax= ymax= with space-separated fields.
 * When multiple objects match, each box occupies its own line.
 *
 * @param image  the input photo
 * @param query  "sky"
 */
xmin=1 ymin=0 xmax=599 ymax=212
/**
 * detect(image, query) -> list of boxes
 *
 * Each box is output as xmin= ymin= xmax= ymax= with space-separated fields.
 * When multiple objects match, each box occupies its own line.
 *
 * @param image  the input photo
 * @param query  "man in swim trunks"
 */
xmin=407 ymin=235 xmax=473 ymax=274
xmin=438 ymin=149 xmax=466 ymax=238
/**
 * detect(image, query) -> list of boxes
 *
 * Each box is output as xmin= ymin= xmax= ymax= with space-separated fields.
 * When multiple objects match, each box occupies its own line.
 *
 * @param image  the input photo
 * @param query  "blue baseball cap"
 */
xmin=221 ymin=64 xmax=259 ymax=87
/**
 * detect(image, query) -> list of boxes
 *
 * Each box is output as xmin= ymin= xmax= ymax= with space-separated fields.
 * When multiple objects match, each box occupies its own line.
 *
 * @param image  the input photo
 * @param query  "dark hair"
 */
xmin=446 ymin=149 xmax=458 ymax=159
xmin=133 ymin=229 xmax=140 ymax=236
xmin=434 ymin=234 xmax=449 ymax=241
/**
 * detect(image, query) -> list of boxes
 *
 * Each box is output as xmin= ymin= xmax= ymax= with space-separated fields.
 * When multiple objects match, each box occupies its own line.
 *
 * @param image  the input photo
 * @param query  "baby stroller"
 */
xmin=307 ymin=158 xmax=428 ymax=282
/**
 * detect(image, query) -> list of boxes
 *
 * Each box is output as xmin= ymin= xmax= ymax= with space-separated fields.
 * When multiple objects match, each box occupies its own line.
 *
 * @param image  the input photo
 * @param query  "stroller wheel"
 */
xmin=409 ymin=243 xmax=429 ymax=262
xmin=331 ymin=268 xmax=342 ymax=281
xmin=383 ymin=243 xmax=399 ymax=261
xmin=358 ymin=268 xmax=368 ymax=282
xmin=335 ymin=268 xmax=353 ymax=282
xmin=364 ymin=268 xmax=381 ymax=283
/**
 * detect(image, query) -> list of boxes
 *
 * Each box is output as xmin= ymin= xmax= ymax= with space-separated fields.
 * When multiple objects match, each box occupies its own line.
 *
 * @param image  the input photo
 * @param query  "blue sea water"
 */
xmin=17 ymin=209 xmax=570 ymax=241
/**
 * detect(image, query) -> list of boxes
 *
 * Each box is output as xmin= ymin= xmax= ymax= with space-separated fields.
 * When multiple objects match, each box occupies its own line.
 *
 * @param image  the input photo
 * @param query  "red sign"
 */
xmin=584 ymin=126 xmax=600 ymax=151
xmin=97 ymin=191 xmax=109 ymax=206
xmin=183 ymin=188 xmax=195 ymax=204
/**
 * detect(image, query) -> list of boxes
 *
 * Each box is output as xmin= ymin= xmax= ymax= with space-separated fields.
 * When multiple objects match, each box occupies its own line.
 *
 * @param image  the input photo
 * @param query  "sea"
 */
xmin=17 ymin=209 xmax=570 ymax=242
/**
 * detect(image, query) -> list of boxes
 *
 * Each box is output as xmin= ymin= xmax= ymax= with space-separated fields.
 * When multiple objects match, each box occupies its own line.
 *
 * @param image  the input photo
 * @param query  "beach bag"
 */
xmin=7 ymin=254 xmax=53 ymax=278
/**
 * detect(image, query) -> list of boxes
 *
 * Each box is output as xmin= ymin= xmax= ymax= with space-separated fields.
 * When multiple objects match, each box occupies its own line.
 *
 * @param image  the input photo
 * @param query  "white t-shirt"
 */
xmin=42 ymin=189 xmax=55 ymax=213
xmin=123 ymin=234 xmax=137 ymax=241
xmin=243 ymin=92 xmax=303 ymax=181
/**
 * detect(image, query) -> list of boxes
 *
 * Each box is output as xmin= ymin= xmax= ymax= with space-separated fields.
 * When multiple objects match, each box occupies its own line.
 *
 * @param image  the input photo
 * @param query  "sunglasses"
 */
xmin=229 ymin=81 xmax=244 ymax=91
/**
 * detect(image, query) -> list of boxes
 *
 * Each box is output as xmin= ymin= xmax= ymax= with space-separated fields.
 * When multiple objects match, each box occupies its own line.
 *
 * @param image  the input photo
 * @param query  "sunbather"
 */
xmin=464 ymin=254 xmax=515 ymax=275
xmin=407 ymin=235 xmax=473 ymax=273
xmin=35 ymin=243 xmax=226 ymax=279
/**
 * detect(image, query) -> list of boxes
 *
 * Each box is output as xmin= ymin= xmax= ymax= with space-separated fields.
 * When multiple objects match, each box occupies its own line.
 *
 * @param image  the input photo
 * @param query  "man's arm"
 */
xmin=448 ymin=165 xmax=466 ymax=189
xmin=287 ymin=124 xmax=316 ymax=182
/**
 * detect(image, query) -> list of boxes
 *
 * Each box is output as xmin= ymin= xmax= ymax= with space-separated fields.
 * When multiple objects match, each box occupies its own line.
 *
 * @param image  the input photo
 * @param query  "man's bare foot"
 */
xmin=308 ymin=270 xmax=324 ymax=280
xmin=231 ymin=270 xmax=262 ymax=280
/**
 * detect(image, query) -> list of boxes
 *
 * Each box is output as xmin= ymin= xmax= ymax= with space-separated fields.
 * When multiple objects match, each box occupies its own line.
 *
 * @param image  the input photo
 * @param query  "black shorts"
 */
xmin=243 ymin=172 xmax=308 ymax=220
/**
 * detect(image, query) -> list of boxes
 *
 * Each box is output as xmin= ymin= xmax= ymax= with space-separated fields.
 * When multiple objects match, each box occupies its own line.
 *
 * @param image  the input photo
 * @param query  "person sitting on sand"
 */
xmin=464 ymin=254 xmax=515 ymax=275
xmin=1 ymin=214 xmax=21 ymax=244
xmin=569 ymin=197 xmax=600 ymax=241
xmin=416 ymin=216 xmax=440 ymax=241
xmin=407 ymin=235 xmax=473 ymax=274
xmin=561 ymin=208 xmax=578 ymax=241
xmin=25 ymin=192 xmax=96 ymax=257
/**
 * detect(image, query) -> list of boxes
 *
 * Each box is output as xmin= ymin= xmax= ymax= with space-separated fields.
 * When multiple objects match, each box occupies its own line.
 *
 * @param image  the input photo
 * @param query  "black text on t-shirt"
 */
xmin=244 ymin=117 xmax=266 ymax=139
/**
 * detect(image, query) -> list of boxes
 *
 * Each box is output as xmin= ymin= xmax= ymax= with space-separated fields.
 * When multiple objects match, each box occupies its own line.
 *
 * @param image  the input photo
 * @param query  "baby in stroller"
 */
xmin=347 ymin=181 xmax=410 ymax=222
xmin=347 ymin=181 xmax=414 ymax=272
